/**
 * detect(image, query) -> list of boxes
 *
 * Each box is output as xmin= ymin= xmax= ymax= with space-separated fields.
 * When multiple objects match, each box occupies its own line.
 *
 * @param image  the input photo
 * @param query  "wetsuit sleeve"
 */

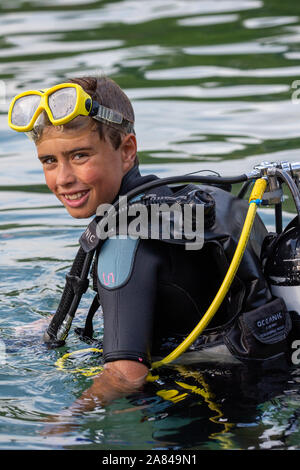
xmin=97 ymin=237 xmax=161 ymax=368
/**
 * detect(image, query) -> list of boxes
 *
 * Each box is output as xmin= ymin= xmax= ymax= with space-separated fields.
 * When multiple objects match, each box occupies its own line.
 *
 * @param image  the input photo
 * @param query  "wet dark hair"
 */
xmin=68 ymin=75 xmax=135 ymax=151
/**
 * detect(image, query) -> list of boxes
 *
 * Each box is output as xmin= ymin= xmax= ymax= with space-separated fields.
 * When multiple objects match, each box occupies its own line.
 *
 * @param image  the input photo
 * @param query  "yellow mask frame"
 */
xmin=8 ymin=83 xmax=92 ymax=132
xmin=8 ymin=82 xmax=134 ymax=133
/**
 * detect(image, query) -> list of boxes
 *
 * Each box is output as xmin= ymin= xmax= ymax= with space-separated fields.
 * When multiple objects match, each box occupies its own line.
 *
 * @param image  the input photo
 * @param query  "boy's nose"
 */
xmin=56 ymin=162 xmax=76 ymax=188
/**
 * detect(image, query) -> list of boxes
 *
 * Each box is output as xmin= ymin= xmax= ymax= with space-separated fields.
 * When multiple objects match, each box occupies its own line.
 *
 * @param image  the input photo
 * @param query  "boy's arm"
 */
xmin=41 ymin=360 xmax=148 ymax=435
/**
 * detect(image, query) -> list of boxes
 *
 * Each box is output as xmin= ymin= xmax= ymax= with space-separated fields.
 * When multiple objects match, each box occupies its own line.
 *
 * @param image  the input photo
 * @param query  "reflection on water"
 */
xmin=0 ymin=0 xmax=299 ymax=450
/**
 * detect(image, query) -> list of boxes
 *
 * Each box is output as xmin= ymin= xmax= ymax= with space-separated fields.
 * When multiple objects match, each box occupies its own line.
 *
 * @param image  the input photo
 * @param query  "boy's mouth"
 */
xmin=61 ymin=190 xmax=90 ymax=208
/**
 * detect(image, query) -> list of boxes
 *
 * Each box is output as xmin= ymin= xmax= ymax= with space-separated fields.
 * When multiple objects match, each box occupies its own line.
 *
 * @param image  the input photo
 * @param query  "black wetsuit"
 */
xmin=94 ymin=166 xmax=291 ymax=367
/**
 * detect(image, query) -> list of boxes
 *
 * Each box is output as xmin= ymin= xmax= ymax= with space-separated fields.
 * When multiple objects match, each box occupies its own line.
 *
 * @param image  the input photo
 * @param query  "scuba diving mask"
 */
xmin=8 ymin=82 xmax=134 ymax=134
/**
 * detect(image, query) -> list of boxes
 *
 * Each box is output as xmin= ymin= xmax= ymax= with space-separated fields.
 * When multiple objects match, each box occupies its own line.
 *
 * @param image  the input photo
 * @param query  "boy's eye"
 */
xmin=73 ymin=153 xmax=88 ymax=161
xmin=41 ymin=156 xmax=56 ymax=165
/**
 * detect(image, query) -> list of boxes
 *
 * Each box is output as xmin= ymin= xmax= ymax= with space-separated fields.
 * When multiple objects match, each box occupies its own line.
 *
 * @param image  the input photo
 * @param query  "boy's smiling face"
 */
xmin=36 ymin=124 xmax=137 ymax=218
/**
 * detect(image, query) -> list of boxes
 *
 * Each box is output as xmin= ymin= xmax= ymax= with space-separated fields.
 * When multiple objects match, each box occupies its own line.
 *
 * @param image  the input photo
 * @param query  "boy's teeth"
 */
xmin=65 ymin=191 xmax=87 ymax=200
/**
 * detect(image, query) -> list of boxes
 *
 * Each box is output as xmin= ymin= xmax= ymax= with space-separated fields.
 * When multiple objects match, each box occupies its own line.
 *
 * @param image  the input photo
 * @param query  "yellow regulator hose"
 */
xmin=151 ymin=177 xmax=267 ymax=370
xmin=55 ymin=347 xmax=103 ymax=377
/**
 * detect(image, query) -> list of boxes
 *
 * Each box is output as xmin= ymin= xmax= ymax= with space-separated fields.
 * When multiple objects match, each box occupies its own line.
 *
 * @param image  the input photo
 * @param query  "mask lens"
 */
xmin=48 ymin=87 xmax=77 ymax=120
xmin=11 ymin=95 xmax=41 ymax=127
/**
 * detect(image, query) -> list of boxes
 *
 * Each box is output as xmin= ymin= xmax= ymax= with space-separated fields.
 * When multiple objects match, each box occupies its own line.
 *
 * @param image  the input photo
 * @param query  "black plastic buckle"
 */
xmin=66 ymin=273 xmax=89 ymax=296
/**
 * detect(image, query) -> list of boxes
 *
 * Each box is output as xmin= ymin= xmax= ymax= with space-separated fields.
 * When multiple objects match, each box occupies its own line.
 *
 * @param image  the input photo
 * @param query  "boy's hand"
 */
xmin=13 ymin=316 xmax=51 ymax=335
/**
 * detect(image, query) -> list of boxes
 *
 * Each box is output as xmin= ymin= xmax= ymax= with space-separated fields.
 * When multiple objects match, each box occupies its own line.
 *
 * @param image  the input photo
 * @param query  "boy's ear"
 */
xmin=121 ymin=133 xmax=137 ymax=171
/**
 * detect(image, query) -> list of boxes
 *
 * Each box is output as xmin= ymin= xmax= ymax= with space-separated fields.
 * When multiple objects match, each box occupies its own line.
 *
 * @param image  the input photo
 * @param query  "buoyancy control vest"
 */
xmin=45 ymin=166 xmax=293 ymax=365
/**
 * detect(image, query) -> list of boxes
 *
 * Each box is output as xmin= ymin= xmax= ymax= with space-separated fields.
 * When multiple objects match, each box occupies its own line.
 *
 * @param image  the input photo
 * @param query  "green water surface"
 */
xmin=0 ymin=0 xmax=299 ymax=451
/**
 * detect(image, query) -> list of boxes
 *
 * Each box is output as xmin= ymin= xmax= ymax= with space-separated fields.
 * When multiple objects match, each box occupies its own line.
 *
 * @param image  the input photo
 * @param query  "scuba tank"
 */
xmin=264 ymin=218 xmax=300 ymax=315
xmin=257 ymin=161 xmax=300 ymax=349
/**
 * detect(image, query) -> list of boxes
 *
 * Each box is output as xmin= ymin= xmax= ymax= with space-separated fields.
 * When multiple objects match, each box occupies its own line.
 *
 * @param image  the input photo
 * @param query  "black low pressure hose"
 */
xmin=96 ymin=173 xmax=249 ymax=235
xmin=275 ymin=169 xmax=300 ymax=225
xmin=126 ymin=173 xmax=248 ymax=197
xmin=100 ymin=173 xmax=249 ymax=220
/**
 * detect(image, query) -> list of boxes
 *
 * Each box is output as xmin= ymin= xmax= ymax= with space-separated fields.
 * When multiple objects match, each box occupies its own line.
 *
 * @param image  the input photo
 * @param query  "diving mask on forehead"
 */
xmin=8 ymin=83 xmax=134 ymax=134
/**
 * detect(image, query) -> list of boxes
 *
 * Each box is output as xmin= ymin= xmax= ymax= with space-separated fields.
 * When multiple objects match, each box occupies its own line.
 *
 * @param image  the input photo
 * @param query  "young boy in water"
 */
xmin=8 ymin=75 xmax=279 ymax=423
